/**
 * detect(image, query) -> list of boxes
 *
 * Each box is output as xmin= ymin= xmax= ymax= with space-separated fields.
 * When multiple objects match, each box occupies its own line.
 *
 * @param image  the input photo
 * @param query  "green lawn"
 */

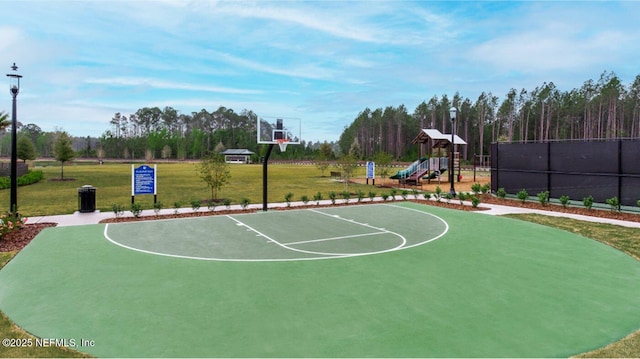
xmin=1 ymin=162 xmax=373 ymax=216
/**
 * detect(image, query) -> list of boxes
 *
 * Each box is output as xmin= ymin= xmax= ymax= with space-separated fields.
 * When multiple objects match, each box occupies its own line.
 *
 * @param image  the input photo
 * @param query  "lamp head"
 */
xmin=6 ymin=63 xmax=21 ymax=96
xmin=449 ymin=107 xmax=457 ymax=122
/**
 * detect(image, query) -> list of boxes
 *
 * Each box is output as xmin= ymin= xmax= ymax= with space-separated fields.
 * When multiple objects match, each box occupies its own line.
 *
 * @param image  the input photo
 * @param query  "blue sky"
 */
xmin=1 ymin=1 xmax=639 ymax=142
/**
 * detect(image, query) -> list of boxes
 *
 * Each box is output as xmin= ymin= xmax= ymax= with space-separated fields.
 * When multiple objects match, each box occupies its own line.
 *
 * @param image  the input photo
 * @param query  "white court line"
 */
xmin=384 ymin=203 xmax=450 ymax=248
xmin=227 ymin=212 xmax=407 ymax=257
xmin=103 ymin=222 xmax=337 ymax=262
xmin=103 ymin=203 xmax=448 ymax=262
xmin=307 ymin=208 xmax=407 ymax=251
xmin=286 ymin=231 xmax=389 ymax=246
xmin=225 ymin=215 xmax=347 ymax=257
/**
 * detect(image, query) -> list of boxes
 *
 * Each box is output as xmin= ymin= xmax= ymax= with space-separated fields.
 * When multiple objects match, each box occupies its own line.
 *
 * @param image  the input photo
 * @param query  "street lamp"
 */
xmin=6 ymin=63 xmax=22 ymax=213
xmin=449 ymin=106 xmax=457 ymax=197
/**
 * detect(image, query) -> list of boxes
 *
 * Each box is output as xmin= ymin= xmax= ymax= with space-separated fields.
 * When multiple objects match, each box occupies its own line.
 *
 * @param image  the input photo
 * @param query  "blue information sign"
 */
xmin=132 ymin=165 xmax=156 ymax=195
xmin=366 ymin=161 xmax=375 ymax=179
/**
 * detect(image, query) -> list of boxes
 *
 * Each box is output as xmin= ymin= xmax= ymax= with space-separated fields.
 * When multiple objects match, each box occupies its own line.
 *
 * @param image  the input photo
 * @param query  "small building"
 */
xmin=221 ymin=149 xmax=255 ymax=164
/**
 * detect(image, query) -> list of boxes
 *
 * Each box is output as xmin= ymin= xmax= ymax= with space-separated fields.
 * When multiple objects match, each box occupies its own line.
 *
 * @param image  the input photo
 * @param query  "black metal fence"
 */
xmin=491 ymin=139 xmax=640 ymax=206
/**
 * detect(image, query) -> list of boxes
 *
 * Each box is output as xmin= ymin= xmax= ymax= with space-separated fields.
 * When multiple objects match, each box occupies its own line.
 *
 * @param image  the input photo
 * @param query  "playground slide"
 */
xmin=425 ymin=168 xmax=446 ymax=180
xmin=390 ymin=158 xmax=427 ymax=180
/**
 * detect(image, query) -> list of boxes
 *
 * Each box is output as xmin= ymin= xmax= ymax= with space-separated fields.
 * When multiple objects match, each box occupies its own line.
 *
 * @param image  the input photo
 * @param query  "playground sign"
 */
xmin=366 ymin=161 xmax=375 ymax=185
xmin=132 ymin=164 xmax=157 ymax=203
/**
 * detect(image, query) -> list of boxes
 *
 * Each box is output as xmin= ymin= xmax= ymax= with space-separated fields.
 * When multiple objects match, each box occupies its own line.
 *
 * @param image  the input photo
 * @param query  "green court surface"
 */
xmin=0 ymin=202 xmax=639 ymax=357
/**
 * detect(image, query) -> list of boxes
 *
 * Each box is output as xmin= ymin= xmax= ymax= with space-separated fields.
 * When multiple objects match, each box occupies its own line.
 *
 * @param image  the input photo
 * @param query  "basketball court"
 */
xmin=104 ymin=204 xmax=447 ymax=261
xmin=1 ymin=202 xmax=639 ymax=357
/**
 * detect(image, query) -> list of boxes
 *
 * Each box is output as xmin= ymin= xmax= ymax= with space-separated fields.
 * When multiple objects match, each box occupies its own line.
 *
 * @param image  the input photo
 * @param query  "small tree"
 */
xmin=17 ymin=136 xmax=37 ymax=162
xmin=315 ymin=141 xmax=333 ymax=177
xmin=336 ymin=154 xmax=357 ymax=190
xmin=374 ymin=151 xmax=393 ymax=185
xmin=53 ymin=131 xmax=75 ymax=179
xmin=197 ymin=153 xmax=231 ymax=201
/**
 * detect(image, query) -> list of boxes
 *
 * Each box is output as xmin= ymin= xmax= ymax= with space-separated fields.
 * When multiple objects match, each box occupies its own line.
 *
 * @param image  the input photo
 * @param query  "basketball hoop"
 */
xmin=276 ymin=138 xmax=289 ymax=152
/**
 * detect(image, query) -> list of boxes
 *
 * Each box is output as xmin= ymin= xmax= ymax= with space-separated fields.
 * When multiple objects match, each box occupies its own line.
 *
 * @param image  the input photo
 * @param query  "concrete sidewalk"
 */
xmin=27 ymin=198 xmax=640 ymax=229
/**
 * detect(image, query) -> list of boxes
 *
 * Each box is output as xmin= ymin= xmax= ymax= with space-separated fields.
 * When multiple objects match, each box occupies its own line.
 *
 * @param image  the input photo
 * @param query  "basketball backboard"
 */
xmin=257 ymin=117 xmax=301 ymax=144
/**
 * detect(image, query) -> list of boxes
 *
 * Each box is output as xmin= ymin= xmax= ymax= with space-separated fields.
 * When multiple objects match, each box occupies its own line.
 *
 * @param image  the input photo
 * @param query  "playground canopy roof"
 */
xmin=412 ymin=129 xmax=467 ymax=149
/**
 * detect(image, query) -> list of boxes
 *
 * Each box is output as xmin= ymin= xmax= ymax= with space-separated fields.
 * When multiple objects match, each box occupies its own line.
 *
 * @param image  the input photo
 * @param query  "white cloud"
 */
xmin=85 ymin=77 xmax=263 ymax=95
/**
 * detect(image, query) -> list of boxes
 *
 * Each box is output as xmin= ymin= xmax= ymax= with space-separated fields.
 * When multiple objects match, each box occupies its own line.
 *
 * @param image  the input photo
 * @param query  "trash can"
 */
xmin=78 ymin=185 xmax=96 ymax=213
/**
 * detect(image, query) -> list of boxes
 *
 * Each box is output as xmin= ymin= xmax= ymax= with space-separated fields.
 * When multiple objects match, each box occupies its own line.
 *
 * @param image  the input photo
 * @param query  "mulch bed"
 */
xmin=99 ymin=209 xmax=257 ymax=223
xmin=0 ymin=223 xmax=57 ymax=252
xmin=479 ymin=195 xmax=640 ymax=223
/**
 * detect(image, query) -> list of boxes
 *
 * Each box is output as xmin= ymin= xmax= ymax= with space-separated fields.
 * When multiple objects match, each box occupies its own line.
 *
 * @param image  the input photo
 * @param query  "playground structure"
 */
xmin=391 ymin=129 xmax=466 ymax=186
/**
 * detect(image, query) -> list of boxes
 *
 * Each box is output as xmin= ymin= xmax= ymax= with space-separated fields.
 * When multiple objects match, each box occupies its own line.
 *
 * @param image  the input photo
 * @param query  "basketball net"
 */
xmin=276 ymin=138 xmax=289 ymax=152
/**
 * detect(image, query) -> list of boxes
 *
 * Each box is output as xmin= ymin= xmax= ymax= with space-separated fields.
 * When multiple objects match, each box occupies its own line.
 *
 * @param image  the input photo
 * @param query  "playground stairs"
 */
xmin=404 ymin=168 xmax=429 ymax=185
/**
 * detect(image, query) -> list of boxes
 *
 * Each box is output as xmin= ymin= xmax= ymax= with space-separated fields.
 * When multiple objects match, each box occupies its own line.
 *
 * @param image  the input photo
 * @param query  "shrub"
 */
xmin=223 ymin=199 xmax=232 ymax=209
xmin=112 ymin=203 xmax=125 ymax=218
xmin=368 ymin=191 xmax=377 ymax=202
xmin=240 ymin=198 xmax=250 ymax=210
xmin=313 ymin=191 xmax=323 ymax=205
xmin=480 ymin=183 xmax=491 ymax=194
xmin=559 ymin=195 xmax=570 ymax=208
xmin=390 ymin=188 xmax=398 ymax=200
xmin=434 ymin=186 xmax=443 ymax=202
xmin=583 ymin=195 xmax=594 ymax=210
xmin=517 ymin=189 xmax=529 ymax=204
xmin=285 ymin=192 xmax=294 ymax=207
xmin=328 ymin=191 xmax=337 ymax=205
xmin=443 ymin=193 xmax=453 ymax=203
xmin=153 ymin=201 xmax=163 ymax=216
xmin=606 ymin=196 xmax=620 ymax=212
xmin=537 ymin=191 xmax=550 ymax=206
xmin=191 ymin=200 xmax=201 ymax=212
xmin=0 ymin=211 xmax=26 ymax=239
xmin=342 ymin=190 xmax=351 ymax=204
xmin=496 ymin=188 xmax=507 ymax=199
xmin=381 ymin=193 xmax=389 ymax=201
xmin=207 ymin=200 xmax=216 ymax=212
xmin=457 ymin=192 xmax=467 ymax=205
xmin=173 ymin=202 xmax=181 ymax=214
xmin=130 ymin=203 xmax=143 ymax=218
xmin=471 ymin=196 xmax=481 ymax=208
xmin=356 ymin=190 xmax=365 ymax=203
xmin=0 ymin=170 xmax=44 ymax=189
xmin=637 ymin=199 xmax=640 ymax=208
xmin=401 ymin=190 xmax=409 ymax=201
xmin=471 ymin=183 xmax=482 ymax=194
xmin=300 ymin=195 xmax=309 ymax=205
xmin=423 ymin=192 xmax=432 ymax=200
xmin=412 ymin=189 xmax=420 ymax=199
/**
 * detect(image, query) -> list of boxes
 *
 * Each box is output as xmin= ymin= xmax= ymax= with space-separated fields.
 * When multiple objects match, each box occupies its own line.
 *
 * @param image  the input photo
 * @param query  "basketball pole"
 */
xmin=262 ymin=143 xmax=275 ymax=211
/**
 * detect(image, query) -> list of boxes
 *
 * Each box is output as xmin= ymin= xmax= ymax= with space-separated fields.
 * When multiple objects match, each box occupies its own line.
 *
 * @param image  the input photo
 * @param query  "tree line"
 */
xmin=1 ymin=70 xmax=638 ymax=164
xmin=99 ymin=106 xmax=321 ymax=161
xmin=339 ymin=71 xmax=640 ymax=162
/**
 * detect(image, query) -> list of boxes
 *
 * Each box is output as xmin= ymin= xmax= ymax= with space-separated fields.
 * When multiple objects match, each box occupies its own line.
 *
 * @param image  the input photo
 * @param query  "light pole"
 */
xmin=6 ymin=63 xmax=21 ymax=213
xmin=449 ymin=107 xmax=457 ymax=197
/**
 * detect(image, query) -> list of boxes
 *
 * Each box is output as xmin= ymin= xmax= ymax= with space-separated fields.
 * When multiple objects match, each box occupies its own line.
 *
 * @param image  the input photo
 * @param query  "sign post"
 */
xmin=132 ymin=164 xmax=157 ymax=204
xmin=366 ymin=161 xmax=375 ymax=185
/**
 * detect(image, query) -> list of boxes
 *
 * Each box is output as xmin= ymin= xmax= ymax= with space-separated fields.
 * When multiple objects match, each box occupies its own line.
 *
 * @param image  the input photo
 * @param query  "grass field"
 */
xmin=0 ymin=162 xmax=379 ymax=216
xmin=1 ymin=203 xmax=639 ymax=357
